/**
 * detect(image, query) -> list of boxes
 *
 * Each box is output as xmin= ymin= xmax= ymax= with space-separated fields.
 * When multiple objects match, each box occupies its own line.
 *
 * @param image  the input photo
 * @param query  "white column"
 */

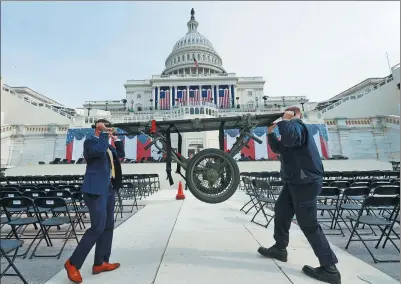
xmin=186 ymin=85 xmax=190 ymax=106
xmin=211 ymin=85 xmax=215 ymax=105
xmin=152 ymin=87 xmax=156 ymax=109
xmin=217 ymin=85 xmax=220 ymax=107
xmin=229 ymin=84 xmax=232 ymax=108
xmin=199 ymin=84 xmax=202 ymax=105
xmin=169 ymin=86 xmax=172 ymax=109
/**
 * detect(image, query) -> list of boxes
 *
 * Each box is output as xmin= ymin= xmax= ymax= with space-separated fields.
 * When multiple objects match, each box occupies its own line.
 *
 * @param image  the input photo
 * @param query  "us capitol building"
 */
xmin=81 ymin=9 xmax=309 ymax=119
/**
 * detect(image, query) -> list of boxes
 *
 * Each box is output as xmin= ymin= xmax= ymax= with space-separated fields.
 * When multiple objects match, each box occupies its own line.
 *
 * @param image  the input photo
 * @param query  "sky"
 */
xmin=1 ymin=1 xmax=400 ymax=108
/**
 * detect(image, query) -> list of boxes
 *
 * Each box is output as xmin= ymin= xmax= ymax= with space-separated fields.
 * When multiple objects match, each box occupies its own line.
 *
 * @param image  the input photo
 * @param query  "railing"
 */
xmin=73 ymin=104 xmax=287 ymax=127
xmin=1 ymin=124 xmax=15 ymax=134
xmin=1 ymin=87 xmax=75 ymax=119
xmin=3 ymin=84 xmax=61 ymax=106
xmin=111 ymin=103 xmax=283 ymax=114
xmin=1 ymin=124 xmax=70 ymax=135
xmin=321 ymin=74 xmax=395 ymax=114
xmin=84 ymin=100 xmax=122 ymax=105
xmin=383 ymin=115 xmax=400 ymax=125
xmin=150 ymin=73 xmax=237 ymax=80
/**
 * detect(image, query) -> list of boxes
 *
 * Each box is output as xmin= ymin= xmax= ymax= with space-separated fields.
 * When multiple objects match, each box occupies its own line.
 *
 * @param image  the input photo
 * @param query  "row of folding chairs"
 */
xmin=1 ymin=173 xmax=161 ymax=189
xmin=1 ymin=184 xmax=82 ymax=193
xmin=240 ymin=170 xmax=399 ymax=182
xmin=240 ymin=171 xmax=399 ymax=191
xmin=1 ymin=175 xmax=84 ymax=185
xmin=0 ymin=173 xmax=160 ymax=283
xmin=0 ymin=193 xmax=84 ymax=260
xmin=240 ymin=175 xmax=400 ymax=263
xmin=316 ymin=185 xmax=400 ymax=263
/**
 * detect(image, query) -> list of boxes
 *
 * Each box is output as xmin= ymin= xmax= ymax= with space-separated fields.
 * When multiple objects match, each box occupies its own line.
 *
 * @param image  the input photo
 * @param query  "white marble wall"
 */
xmin=1 ymin=124 xmax=68 ymax=167
xmin=325 ymin=116 xmax=400 ymax=162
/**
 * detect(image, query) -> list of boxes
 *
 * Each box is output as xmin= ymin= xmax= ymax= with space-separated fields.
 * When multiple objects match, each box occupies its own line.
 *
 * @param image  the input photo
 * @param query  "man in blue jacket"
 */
xmin=258 ymin=107 xmax=341 ymax=284
xmin=65 ymin=119 xmax=125 ymax=283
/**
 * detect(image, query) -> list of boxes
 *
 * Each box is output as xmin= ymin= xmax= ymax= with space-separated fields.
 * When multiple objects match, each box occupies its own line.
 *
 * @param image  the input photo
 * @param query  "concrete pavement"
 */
xmin=46 ymin=190 xmax=398 ymax=284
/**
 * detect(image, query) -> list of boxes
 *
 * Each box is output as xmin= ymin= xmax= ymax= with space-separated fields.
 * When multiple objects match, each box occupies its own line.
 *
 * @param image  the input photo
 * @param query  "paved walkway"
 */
xmin=46 ymin=190 xmax=398 ymax=284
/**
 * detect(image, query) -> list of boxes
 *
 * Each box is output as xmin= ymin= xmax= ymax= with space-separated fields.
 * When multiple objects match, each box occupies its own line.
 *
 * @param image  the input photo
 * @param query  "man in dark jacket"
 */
xmin=64 ymin=119 xmax=125 ymax=283
xmin=258 ymin=107 xmax=341 ymax=284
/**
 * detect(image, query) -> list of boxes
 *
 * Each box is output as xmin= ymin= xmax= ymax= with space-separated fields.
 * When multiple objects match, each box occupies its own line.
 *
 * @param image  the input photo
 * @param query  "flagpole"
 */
xmin=386 ymin=52 xmax=391 ymax=73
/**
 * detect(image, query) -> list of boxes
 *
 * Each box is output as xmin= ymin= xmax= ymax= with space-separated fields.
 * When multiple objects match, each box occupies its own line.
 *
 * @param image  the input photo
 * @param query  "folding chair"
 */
xmin=19 ymin=185 xmax=38 ymax=193
xmin=115 ymin=183 xmax=138 ymax=222
xmin=0 ymin=239 xmax=28 ymax=284
xmin=329 ymin=180 xmax=350 ymax=190
xmin=370 ymin=180 xmax=392 ymax=189
xmin=317 ymin=187 xmax=343 ymax=236
xmin=239 ymin=177 xmax=258 ymax=214
xmin=30 ymin=197 xmax=79 ymax=259
xmin=333 ymin=186 xmax=371 ymax=234
xmin=36 ymin=185 xmax=57 ymax=193
xmin=250 ymin=180 xmax=276 ymax=228
xmin=71 ymin=192 xmax=90 ymax=231
xmin=345 ymin=196 xmax=400 ymax=263
xmin=0 ymin=196 xmax=47 ymax=258
xmin=150 ymin=174 xmax=160 ymax=191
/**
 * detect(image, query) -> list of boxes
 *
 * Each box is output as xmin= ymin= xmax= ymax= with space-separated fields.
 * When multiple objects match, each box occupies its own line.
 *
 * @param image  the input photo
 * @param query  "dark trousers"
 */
xmin=274 ymin=182 xmax=338 ymax=267
xmin=69 ymin=186 xmax=115 ymax=269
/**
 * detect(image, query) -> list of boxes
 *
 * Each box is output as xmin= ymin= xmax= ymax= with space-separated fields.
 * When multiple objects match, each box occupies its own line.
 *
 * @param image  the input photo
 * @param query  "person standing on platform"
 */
xmin=64 ymin=119 xmax=125 ymax=283
xmin=258 ymin=107 xmax=341 ymax=284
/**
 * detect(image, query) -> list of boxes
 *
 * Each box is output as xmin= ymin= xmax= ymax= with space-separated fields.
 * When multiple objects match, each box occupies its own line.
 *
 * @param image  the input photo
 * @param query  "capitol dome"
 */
xmin=162 ymin=9 xmax=226 ymax=75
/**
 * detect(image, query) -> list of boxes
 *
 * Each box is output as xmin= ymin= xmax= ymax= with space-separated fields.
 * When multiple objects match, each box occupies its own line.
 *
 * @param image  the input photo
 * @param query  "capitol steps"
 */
xmin=1 ymin=88 xmax=72 ymax=125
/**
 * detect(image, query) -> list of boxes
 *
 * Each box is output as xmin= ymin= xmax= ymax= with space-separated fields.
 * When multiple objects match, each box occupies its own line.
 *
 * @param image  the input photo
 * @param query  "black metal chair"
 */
xmin=30 ymin=197 xmax=79 ymax=259
xmin=345 ymin=196 xmax=400 ymax=263
xmin=332 ymin=186 xmax=371 ymax=234
xmin=0 ymin=196 xmax=47 ymax=258
xmin=0 ymin=239 xmax=28 ymax=284
xmin=115 ymin=183 xmax=138 ymax=222
xmin=250 ymin=180 xmax=276 ymax=228
xmin=239 ymin=177 xmax=257 ymax=214
xmin=316 ymin=187 xmax=343 ymax=236
xmin=71 ymin=192 xmax=90 ymax=231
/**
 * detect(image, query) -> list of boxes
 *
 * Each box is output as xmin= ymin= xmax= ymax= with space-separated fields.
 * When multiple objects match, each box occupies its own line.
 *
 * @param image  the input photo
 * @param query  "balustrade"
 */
xmin=1 ymin=86 xmax=75 ymax=118
xmin=321 ymin=74 xmax=395 ymax=114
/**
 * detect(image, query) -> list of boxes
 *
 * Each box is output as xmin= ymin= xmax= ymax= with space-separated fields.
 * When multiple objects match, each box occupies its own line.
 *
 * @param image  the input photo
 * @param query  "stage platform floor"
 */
xmin=43 ymin=189 xmax=398 ymax=284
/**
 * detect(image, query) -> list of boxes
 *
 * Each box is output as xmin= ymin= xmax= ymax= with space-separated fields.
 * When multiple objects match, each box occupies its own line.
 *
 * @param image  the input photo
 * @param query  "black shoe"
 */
xmin=257 ymin=245 xmax=288 ymax=262
xmin=302 ymin=265 xmax=341 ymax=284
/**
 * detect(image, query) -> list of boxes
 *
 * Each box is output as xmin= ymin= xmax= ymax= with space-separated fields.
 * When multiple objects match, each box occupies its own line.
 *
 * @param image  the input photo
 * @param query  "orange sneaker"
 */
xmin=92 ymin=262 xmax=120 ymax=275
xmin=64 ymin=259 xmax=82 ymax=283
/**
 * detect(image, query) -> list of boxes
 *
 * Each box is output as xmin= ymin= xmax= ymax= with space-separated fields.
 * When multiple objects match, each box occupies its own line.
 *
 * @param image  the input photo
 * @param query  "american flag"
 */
xmin=201 ymin=88 xmax=212 ymax=103
xmin=176 ymin=89 xmax=187 ymax=106
xmin=159 ymin=90 xmax=170 ymax=110
xmin=188 ymin=89 xmax=200 ymax=105
xmin=219 ymin=88 xmax=230 ymax=108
